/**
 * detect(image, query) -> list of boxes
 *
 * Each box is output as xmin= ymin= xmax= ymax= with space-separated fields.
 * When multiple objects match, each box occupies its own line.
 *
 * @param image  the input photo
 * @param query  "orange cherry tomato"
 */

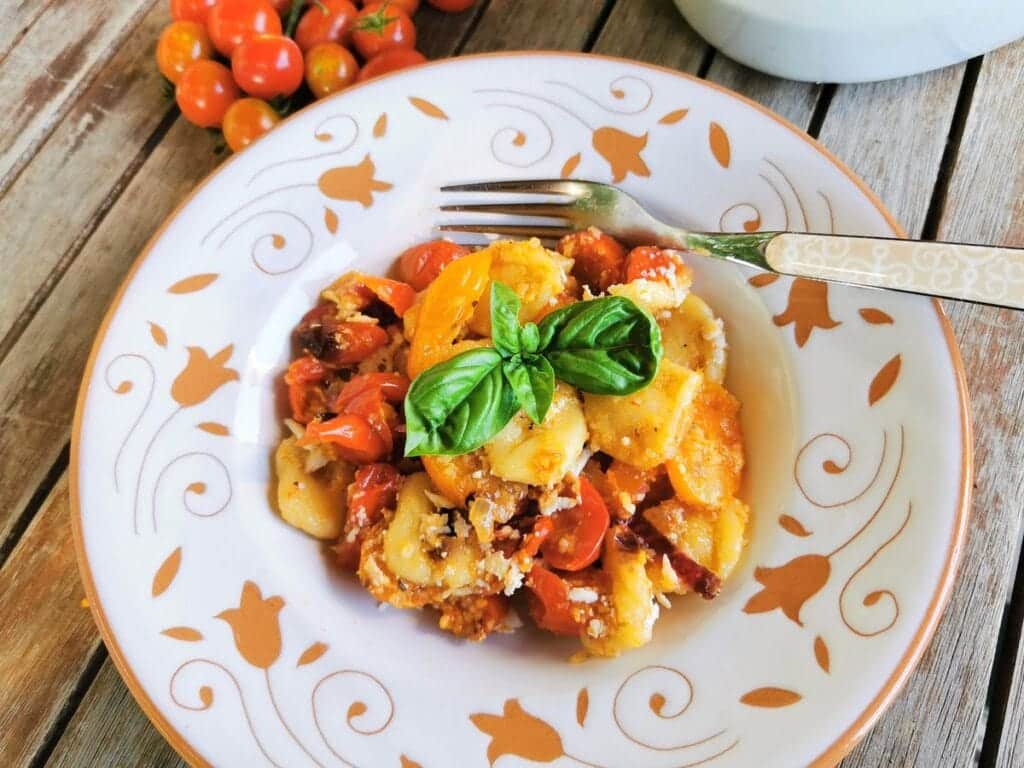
xmin=336 ymin=462 xmax=401 ymax=569
xmin=624 ymin=246 xmax=693 ymax=285
xmin=294 ymin=0 xmax=359 ymax=51
xmin=527 ymin=566 xmax=581 ymax=636
xmin=305 ymin=42 xmax=359 ymax=98
xmin=156 ymin=21 xmax=214 ymax=84
xmin=406 ymin=249 xmax=491 ymax=377
xmin=426 ymin=0 xmax=476 ymax=10
xmin=337 ymin=273 xmax=417 ymax=316
xmin=357 ymin=48 xmax=427 ymax=81
xmin=558 ymin=227 xmax=626 ymax=293
xmin=231 ymin=33 xmax=304 ymax=99
xmin=222 ymin=97 xmax=281 ymax=151
xmin=176 ymin=61 xmax=241 ymax=128
xmin=397 ymin=239 xmax=469 ymax=291
xmin=298 ymin=413 xmax=388 ymax=462
xmin=351 ymin=2 xmax=416 ymax=60
xmin=170 ymin=0 xmax=218 ymax=24
xmin=284 ymin=354 xmax=329 ymax=423
xmin=208 ymin=0 xmax=282 ymax=56
xmin=268 ymin=0 xmax=293 ymax=12
xmin=540 ymin=477 xmax=610 ymax=571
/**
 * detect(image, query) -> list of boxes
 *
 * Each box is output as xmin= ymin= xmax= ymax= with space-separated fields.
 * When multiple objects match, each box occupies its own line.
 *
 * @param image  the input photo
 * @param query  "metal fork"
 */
xmin=438 ymin=179 xmax=1024 ymax=310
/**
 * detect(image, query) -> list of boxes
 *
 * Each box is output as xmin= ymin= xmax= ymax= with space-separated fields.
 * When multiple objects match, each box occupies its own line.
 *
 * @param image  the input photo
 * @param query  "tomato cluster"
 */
xmin=158 ymin=0 xmax=476 ymax=152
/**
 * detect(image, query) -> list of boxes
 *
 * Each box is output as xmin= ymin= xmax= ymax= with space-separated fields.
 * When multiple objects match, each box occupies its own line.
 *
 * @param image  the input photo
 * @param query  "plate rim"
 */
xmin=68 ymin=50 xmax=973 ymax=768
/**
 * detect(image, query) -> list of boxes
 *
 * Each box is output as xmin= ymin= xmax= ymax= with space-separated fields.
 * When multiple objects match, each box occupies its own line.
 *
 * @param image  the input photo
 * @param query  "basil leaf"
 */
xmin=404 ymin=347 xmax=519 ymax=456
xmin=537 ymin=296 xmax=662 ymax=395
xmin=490 ymin=281 xmax=522 ymax=357
xmin=503 ymin=355 xmax=554 ymax=424
xmin=518 ymin=322 xmax=540 ymax=355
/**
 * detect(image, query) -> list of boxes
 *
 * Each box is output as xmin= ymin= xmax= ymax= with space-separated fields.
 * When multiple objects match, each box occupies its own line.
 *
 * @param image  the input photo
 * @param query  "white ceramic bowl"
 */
xmin=675 ymin=0 xmax=1024 ymax=83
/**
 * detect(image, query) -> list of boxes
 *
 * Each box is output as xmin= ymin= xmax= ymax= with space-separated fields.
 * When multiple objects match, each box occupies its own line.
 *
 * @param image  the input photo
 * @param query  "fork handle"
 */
xmin=762 ymin=232 xmax=1024 ymax=309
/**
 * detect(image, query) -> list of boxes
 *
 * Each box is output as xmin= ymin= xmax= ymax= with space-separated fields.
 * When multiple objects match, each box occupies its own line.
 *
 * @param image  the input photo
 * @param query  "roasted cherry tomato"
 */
xmin=207 ymin=0 xmax=282 ymax=56
xmin=170 ymin=0 xmax=218 ymax=24
xmin=426 ymin=0 xmax=476 ymax=10
xmin=351 ymin=2 xmax=416 ymax=60
xmin=222 ymin=97 xmax=281 ymax=151
xmin=330 ymin=372 xmax=409 ymax=453
xmin=557 ymin=227 xmax=627 ymax=293
xmin=540 ymin=477 xmax=611 ymax=571
xmin=357 ymin=48 xmax=427 ymax=81
xmin=305 ymin=42 xmax=359 ymax=98
xmin=284 ymin=354 xmax=329 ymax=423
xmin=387 ymin=0 xmax=420 ymax=14
xmin=624 ymin=246 xmax=692 ymax=285
xmin=298 ymin=413 xmax=388 ymax=463
xmin=157 ymin=21 xmax=214 ymax=84
xmin=332 ymin=273 xmax=417 ymax=317
xmin=294 ymin=0 xmax=359 ymax=52
xmin=176 ymin=60 xmax=241 ymax=128
xmin=294 ymin=303 xmax=391 ymax=366
xmin=526 ymin=565 xmax=581 ymax=636
xmin=521 ymin=516 xmax=555 ymax=559
xmin=406 ymin=249 xmax=491 ymax=377
xmin=397 ymin=239 xmax=469 ymax=291
xmin=231 ymin=33 xmax=304 ymax=99
xmin=335 ymin=462 xmax=401 ymax=569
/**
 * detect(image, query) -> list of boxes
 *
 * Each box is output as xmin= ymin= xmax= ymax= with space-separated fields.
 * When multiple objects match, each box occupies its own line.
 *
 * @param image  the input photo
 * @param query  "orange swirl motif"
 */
xmin=216 ymin=210 xmax=313 ymax=276
xmin=312 ymin=669 xmax=396 ymax=765
xmin=482 ymin=103 xmax=554 ymax=168
xmin=544 ymin=75 xmax=654 ymax=115
xmin=151 ymin=451 xmax=232 ymax=533
xmin=104 ymin=353 xmax=154 ymax=493
xmin=794 ymin=432 xmax=888 ymax=509
xmin=248 ymin=113 xmax=359 ymax=186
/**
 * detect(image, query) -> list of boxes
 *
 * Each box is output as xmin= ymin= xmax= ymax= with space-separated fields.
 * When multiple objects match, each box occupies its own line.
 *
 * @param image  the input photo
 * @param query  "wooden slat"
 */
xmin=414 ymin=1 xmax=490 ymax=59
xmin=0 ymin=3 xmax=176 ymax=364
xmin=705 ymin=55 xmax=821 ymax=130
xmin=0 ymin=120 xmax=221 ymax=553
xmin=44 ymin=660 xmax=187 ymax=768
xmin=0 ymin=0 xmax=156 ymax=193
xmin=462 ymin=0 xmax=610 ymax=53
xmin=817 ymin=63 xmax=966 ymax=238
xmin=826 ymin=47 xmax=1024 ymax=768
xmin=0 ymin=0 xmax=58 ymax=62
xmin=0 ymin=476 xmax=102 ymax=765
xmin=592 ymin=0 xmax=707 ymax=73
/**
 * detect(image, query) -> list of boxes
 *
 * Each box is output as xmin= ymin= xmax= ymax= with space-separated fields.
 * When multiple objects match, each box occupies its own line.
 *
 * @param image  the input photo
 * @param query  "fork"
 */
xmin=438 ymin=179 xmax=1024 ymax=310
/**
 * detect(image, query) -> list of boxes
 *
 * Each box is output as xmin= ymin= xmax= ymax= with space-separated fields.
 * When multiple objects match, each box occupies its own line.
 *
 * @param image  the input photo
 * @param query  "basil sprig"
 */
xmin=404 ymin=281 xmax=661 ymax=457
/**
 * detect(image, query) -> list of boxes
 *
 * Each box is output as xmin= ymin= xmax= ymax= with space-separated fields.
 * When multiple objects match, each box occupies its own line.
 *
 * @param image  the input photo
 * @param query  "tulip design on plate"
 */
xmin=743 ymin=554 xmax=832 ymax=627
xmin=130 ymin=343 xmax=239 ymax=535
xmin=318 ymin=154 xmax=393 ymax=208
xmin=216 ymin=581 xmax=284 ymax=669
xmin=772 ymin=278 xmax=841 ymax=348
xmin=471 ymin=699 xmax=566 ymax=766
xmin=592 ymin=127 xmax=650 ymax=183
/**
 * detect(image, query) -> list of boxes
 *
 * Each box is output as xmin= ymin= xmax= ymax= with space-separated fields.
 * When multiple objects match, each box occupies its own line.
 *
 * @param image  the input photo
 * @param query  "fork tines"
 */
xmin=438 ymin=179 xmax=587 ymax=241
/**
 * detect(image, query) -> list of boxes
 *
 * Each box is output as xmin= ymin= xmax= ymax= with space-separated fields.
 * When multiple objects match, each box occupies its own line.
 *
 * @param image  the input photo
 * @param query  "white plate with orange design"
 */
xmin=72 ymin=53 xmax=970 ymax=768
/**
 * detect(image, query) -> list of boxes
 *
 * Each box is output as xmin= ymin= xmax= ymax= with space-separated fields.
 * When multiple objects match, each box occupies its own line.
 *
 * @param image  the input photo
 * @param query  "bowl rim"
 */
xmin=68 ymin=50 xmax=973 ymax=768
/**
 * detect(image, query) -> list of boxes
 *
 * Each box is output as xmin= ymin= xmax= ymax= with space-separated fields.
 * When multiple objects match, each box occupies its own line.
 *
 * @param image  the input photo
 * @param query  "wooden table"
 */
xmin=1 ymin=1 xmax=1021 ymax=765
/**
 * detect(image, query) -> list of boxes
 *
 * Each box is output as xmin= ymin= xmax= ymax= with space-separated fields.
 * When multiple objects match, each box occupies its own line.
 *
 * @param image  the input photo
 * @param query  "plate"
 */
xmin=72 ymin=53 xmax=970 ymax=768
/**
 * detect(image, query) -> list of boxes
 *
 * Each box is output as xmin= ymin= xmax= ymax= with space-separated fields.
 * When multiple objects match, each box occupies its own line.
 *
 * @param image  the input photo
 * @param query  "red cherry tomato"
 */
xmin=624 ymin=246 xmax=692 ymax=285
xmin=293 ymin=303 xmax=392 ymax=366
xmin=351 ymin=2 xmax=416 ymax=60
xmin=539 ymin=477 xmax=611 ymax=571
xmin=330 ymin=372 xmax=409 ymax=454
xmin=527 ymin=566 xmax=581 ymax=636
xmin=358 ymin=47 xmax=427 ymax=82
xmin=305 ymin=42 xmax=359 ymax=98
xmin=231 ymin=34 xmax=304 ymax=99
xmin=388 ymin=0 xmax=420 ymax=14
xmin=176 ymin=60 xmax=241 ymax=128
xmin=156 ymin=21 xmax=214 ymax=84
xmin=426 ymin=0 xmax=476 ymax=10
xmin=284 ymin=355 xmax=329 ymax=423
xmin=208 ymin=0 xmax=282 ymax=57
xmin=170 ymin=0 xmax=218 ymax=24
xmin=397 ymin=239 xmax=469 ymax=291
xmin=335 ymin=462 xmax=402 ymax=569
xmin=268 ymin=0 xmax=293 ymax=12
xmin=298 ymin=413 xmax=388 ymax=463
xmin=557 ymin=227 xmax=627 ymax=293
xmin=521 ymin=516 xmax=555 ymax=558
xmin=333 ymin=272 xmax=417 ymax=316
xmin=222 ymin=97 xmax=281 ymax=152
xmin=294 ymin=0 xmax=359 ymax=52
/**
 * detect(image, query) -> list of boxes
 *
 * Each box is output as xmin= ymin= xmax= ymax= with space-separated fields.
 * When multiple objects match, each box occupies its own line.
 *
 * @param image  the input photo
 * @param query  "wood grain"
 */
xmin=414 ymin=1 xmax=490 ymax=59
xmin=0 ymin=120 xmax=222 ymax=554
xmin=0 ymin=476 xmax=102 ymax=766
xmin=0 ymin=4 xmax=175 ymax=363
xmin=831 ymin=42 xmax=1024 ymax=768
xmin=592 ymin=0 xmax=707 ymax=73
xmin=705 ymin=54 xmax=821 ymax=130
xmin=0 ymin=0 xmax=157 ymax=194
xmin=818 ymin=62 xmax=966 ymax=238
xmin=462 ymin=0 xmax=610 ymax=53
xmin=44 ymin=660 xmax=187 ymax=768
